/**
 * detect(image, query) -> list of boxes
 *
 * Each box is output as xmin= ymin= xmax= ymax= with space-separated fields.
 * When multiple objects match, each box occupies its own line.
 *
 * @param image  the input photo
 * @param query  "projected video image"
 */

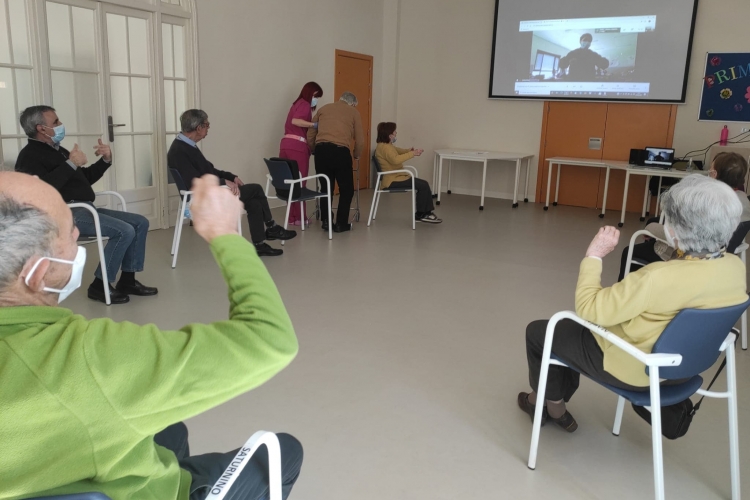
xmin=645 ymin=147 xmax=674 ymax=166
xmin=514 ymin=16 xmax=655 ymax=98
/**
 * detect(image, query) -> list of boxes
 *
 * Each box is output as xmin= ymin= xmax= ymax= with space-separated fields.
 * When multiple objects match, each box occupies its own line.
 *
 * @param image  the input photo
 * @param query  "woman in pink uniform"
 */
xmin=279 ymin=81 xmax=323 ymax=225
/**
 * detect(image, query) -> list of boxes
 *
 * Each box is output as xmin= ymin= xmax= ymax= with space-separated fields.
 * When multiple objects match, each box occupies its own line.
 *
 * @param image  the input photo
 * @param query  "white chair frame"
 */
xmin=171 ymin=187 xmax=243 ymax=269
xmin=527 ymin=311 xmax=741 ymax=500
xmin=68 ymin=191 xmax=127 ymax=306
xmin=206 ymin=430 xmax=282 ymax=500
xmin=367 ymin=166 xmax=417 ymax=229
xmin=264 ymin=173 xmax=333 ymax=242
xmin=626 ymin=229 xmax=749 ymax=350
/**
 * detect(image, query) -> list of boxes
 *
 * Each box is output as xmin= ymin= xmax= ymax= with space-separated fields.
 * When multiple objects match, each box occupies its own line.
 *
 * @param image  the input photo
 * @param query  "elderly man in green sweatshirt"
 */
xmin=0 ymin=172 xmax=303 ymax=500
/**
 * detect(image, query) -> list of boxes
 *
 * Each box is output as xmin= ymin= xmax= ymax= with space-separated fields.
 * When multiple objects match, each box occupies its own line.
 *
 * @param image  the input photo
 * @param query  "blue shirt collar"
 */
xmin=177 ymin=133 xmax=197 ymax=148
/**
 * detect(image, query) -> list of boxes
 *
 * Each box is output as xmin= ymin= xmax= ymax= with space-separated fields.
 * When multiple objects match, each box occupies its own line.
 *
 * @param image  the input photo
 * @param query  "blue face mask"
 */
xmin=43 ymin=124 xmax=66 ymax=144
xmin=311 ymin=97 xmax=318 ymax=108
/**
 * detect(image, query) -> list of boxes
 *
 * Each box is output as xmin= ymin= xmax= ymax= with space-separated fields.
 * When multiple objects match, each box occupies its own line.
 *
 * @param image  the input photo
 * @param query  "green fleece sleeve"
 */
xmin=82 ymin=235 xmax=298 ymax=435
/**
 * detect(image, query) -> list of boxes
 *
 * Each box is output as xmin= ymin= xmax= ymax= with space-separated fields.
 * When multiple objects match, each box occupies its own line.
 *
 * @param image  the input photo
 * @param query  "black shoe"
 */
xmin=322 ymin=221 xmax=329 ymax=231
xmin=333 ymin=223 xmax=352 ymax=233
xmin=88 ymin=284 xmax=130 ymax=304
xmin=548 ymin=411 xmax=578 ymax=433
xmin=116 ymin=280 xmax=158 ymax=296
xmin=255 ymin=242 xmax=283 ymax=256
xmin=518 ymin=392 xmax=547 ymax=426
xmin=417 ymin=212 xmax=442 ymax=224
xmin=265 ymin=225 xmax=297 ymax=241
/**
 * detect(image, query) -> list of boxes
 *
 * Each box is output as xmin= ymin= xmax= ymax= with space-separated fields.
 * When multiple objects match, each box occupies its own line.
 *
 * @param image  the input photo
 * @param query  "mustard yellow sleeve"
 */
xmin=394 ymin=147 xmax=412 ymax=155
xmin=383 ymin=145 xmax=415 ymax=168
xmin=575 ymin=257 xmax=654 ymax=333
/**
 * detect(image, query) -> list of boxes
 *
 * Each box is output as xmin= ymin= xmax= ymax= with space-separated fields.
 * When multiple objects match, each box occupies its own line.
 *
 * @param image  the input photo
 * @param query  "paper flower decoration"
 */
xmin=746 ymin=86 xmax=750 ymax=103
xmin=711 ymin=56 xmax=722 ymax=66
xmin=705 ymin=76 xmax=716 ymax=88
xmin=706 ymin=109 xmax=715 ymax=117
xmin=720 ymin=88 xmax=733 ymax=100
xmin=735 ymin=104 xmax=743 ymax=113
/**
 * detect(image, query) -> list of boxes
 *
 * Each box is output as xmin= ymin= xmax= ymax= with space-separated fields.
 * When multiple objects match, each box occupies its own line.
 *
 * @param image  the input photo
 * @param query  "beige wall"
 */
xmin=195 ymin=0 xmax=388 ymax=196
xmin=393 ymin=0 xmax=750 ymax=203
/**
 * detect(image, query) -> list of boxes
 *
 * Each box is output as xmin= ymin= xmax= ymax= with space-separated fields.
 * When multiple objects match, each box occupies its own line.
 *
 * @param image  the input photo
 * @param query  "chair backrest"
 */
xmin=168 ymin=167 xmax=189 ymax=193
xmin=649 ymin=298 xmax=750 ymax=379
xmin=371 ymin=154 xmax=383 ymax=174
xmin=727 ymin=220 xmax=750 ymax=254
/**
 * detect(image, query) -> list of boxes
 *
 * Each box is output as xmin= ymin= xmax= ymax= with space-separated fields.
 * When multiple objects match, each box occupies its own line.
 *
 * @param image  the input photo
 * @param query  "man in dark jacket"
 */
xmin=558 ymin=33 xmax=610 ymax=81
xmin=14 ymin=105 xmax=157 ymax=304
xmin=167 ymin=109 xmax=295 ymax=257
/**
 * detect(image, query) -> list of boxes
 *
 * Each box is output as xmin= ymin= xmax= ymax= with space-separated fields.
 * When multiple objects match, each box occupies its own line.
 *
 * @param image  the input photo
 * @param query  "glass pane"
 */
xmin=114 ymin=135 xmax=134 ymax=190
xmin=131 ymin=77 xmax=151 ymax=132
xmin=14 ymin=69 xmax=33 ymax=134
xmin=162 ymin=23 xmax=173 ymax=77
xmin=51 ymin=70 xmax=79 ymax=134
xmin=2 ymin=138 xmax=20 ymax=170
xmin=75 ymin=73 xmax=101 ymax=134
xmin=72 ymin=6 xmax=97 ymax=70
xmin=106 ymin=13 xmax=128 ymax=74
xmin=8 ymin=0 xmax=30 ymax=65
xmin=164 ymin=80 xmax=175 ymax=131
xmin=59 ymin=134 xmax=97 ymax=165
xmin=0 ymin=67 xmax=17 ymax=135
xmin=0 ymin=0 xmax=11 ymax=64
xmin=128 ymin=17 xmax=149 ymax=75
xmin=173 ymin=25 xmax=185 ymax=78
xmin=110 ymin=76 xmax=131 ymax=132
xmin=134 ymin=135 xmax=153 ymax=187
xmin=174 ymin=80 xmax=186 ymax=124
xmin=46 ymin=2 xmax=73 ymax=68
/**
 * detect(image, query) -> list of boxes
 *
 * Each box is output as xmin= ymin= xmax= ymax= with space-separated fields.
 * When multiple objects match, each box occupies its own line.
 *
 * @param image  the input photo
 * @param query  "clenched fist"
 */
xmin=585 ymin=226 xmax=620 ymax=259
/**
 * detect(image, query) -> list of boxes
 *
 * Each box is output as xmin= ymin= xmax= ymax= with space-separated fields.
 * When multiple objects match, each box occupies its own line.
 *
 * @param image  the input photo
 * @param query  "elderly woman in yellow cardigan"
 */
xmin=518 ymin=175 xmax=748 ymax=432
xmin=374 ymin=122 xmax=442 ymax=224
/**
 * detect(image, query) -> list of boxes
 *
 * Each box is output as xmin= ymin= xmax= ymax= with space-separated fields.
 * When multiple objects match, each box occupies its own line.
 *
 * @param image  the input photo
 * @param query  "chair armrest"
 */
xmin=720 ymin=331 xmax=737 ymax=352
xmin=734 ymin=242 xmax=748 ymax=255
xmin=403 ymin=165 xmax=418 ymax=176
xmin=624 ymin=229 xmax=670 ymax=277
xmin=295 ymin=173 xmax=332 ymax=187
xmin=67 ymin=202 xmax=99 ymax=219
xmin=381 ymin=169 xmax=415 ymax=178
xmin=207 ymin=431 xmax=281 ymax=500
xmin=547 ymin=311 xmax=683 ymax=368
xmin=95 ymin=191 xmax=127 ymax=212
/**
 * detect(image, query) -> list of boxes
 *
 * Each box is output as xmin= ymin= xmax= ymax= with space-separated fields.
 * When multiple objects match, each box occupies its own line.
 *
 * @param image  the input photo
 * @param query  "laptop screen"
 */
xmin=645 ymin=147 xmax=675 ymax=167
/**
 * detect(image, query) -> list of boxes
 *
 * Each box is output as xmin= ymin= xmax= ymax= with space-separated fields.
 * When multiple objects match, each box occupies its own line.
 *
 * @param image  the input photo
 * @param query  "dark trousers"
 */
xmin=71 ymin=205 xmax=149 ymax=282
xmin=526 ymin=319 xmax=648 ymax=402
xmin=238 ymin=184 xmax=273 ymax=244
xmin=314 ymin=142 xmax=353 ymax=226
xmin=618 ymin=239 xmax=662 ymax=281
xmin=388 ymin=178 xmax=435 ymax=214
xmin=154 ymin=423 xmax=303 ymax=500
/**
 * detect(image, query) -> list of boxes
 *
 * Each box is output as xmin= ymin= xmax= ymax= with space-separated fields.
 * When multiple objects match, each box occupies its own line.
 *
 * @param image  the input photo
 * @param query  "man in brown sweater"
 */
xmin=307 ymin=92 xmax=364 ymax=232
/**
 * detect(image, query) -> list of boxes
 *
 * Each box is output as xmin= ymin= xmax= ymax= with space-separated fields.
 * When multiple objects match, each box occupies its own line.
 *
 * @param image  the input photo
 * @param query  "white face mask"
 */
xmin=663 ymin=223 xmax=678 ymax=249
xmin=25 ymin=246 xmax=87 ymax=303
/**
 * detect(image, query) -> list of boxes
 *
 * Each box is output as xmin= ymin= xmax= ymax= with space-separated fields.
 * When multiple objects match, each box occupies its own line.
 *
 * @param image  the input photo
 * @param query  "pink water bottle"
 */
xmin=720 ymin=125 xmax=729 ymax=146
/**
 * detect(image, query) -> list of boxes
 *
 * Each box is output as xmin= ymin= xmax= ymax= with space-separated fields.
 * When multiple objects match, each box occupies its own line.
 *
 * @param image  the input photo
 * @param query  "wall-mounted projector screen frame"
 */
xmin=488 ymin=0 xmax=700 ymax=103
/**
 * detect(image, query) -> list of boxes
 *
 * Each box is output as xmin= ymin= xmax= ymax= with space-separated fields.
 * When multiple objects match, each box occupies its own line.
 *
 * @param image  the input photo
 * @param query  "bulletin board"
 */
xmin=699 ymin=52 xmax=750 ymax=122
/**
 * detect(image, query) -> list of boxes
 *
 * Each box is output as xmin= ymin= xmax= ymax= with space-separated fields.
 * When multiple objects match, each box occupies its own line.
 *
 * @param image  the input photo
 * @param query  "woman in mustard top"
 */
xmin=374 ymin=122 xmax=442 ymax=223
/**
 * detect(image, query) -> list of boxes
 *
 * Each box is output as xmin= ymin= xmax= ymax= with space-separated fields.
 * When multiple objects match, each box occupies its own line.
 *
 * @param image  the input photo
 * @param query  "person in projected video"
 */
xmin=558 ymin=33 xmax=609 ymax=81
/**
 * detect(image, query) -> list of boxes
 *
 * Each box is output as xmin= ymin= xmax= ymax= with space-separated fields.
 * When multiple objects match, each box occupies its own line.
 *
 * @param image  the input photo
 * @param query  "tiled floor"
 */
xmin=65 ymin=191 xmax=750 ymax=500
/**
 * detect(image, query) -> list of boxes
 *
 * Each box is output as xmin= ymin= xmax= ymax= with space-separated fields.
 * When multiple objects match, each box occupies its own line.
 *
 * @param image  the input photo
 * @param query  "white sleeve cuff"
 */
xmin=586 ymin=256 xmax=603 ymax=262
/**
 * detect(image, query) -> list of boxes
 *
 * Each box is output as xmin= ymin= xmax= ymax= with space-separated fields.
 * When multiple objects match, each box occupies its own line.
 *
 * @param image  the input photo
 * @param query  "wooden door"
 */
xmin=334 ymin=50 xmax=373 ymax=189
xmin=599 ymin=104 xmax=677 ymax=212
xmin=536 ymin=102 xmax=608 ymax=208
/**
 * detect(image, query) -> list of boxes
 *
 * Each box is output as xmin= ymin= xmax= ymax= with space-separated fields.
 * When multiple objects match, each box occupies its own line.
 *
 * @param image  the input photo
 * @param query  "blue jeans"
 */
xmin=71 ymin=204 xmax=149 ymax=282
xmin=154 ymin=423 xmax=304 ymax=500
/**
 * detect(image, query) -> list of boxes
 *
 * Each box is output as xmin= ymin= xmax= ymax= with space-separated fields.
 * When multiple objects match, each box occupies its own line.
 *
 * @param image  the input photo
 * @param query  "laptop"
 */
xmin=642 ymin=147 xmax=675 ymax=169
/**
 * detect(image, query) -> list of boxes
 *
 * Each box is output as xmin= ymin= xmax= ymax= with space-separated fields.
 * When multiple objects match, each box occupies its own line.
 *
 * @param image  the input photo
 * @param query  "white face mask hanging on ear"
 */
xmin=663 ymin=222 xmax=678 ymax=249
xmin=25 ymin=246 xmax=87 ymax=303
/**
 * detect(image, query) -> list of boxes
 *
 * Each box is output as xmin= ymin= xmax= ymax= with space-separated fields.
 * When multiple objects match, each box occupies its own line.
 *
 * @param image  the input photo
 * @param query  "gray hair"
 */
xmin=339 ymin=92 xmax=358 ymax=106
xmin=0 ymin=196 xmax=57 ymax=291
xmin=20 ymin=105 xmax=55 ymax=138
xmin=180 ymin=109 xmax=209 ymax=133
xmin=661 ymin=174 xmax=743 ymax=253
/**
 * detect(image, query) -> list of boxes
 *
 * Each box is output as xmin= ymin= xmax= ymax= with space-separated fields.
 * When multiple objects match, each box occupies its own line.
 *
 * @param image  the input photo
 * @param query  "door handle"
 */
xmin=108 ymin=115 xmax=127 ymax=142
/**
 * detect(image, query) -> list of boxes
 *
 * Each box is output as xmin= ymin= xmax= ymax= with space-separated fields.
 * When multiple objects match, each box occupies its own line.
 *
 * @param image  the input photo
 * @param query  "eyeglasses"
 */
xmin=200 ymin=122 xmax=210 ymax=129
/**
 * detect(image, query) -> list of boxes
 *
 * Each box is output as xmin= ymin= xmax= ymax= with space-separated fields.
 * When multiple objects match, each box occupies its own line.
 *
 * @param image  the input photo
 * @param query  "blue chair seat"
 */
xmin=550 ymin=354 xmax=704 ymax=406
xmin=383 ymin=186 xmax=412 ymax=193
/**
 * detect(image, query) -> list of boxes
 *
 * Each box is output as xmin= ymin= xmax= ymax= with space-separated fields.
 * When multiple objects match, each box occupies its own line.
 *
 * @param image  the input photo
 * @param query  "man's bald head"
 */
xmin=0 ymin=172 xmax=79 ymax=306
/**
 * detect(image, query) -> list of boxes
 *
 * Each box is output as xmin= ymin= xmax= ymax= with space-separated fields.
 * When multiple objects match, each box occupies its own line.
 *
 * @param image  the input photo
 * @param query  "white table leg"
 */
xmin=479 ymin=159 xmax=487 ymax=210
xmin=640 ymin=175 xmax=650 ymax=222
xmin=545 ymin=161 xmax=553 ymax=210
xmin=512 ymin=159 xmax=521 ymax=208
xmin=447 ymin=159 xmax=453 ymax=194
xmin=600 ymin=166 xmax=611 ymax=219
xmin=554 ymin=164 xmax=561 ymax=206
xmin=620 ymin=171 xmax=631 ymax=227
xmin=437 ymin=156 xmax=444 ymax=205
xmin=523 ymin=157 xmax=531 ymax=202
xmin=655 ymin=176 xmax=663 ymax=218
xmin=432 ymin=153 xmax=437 ymax=192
